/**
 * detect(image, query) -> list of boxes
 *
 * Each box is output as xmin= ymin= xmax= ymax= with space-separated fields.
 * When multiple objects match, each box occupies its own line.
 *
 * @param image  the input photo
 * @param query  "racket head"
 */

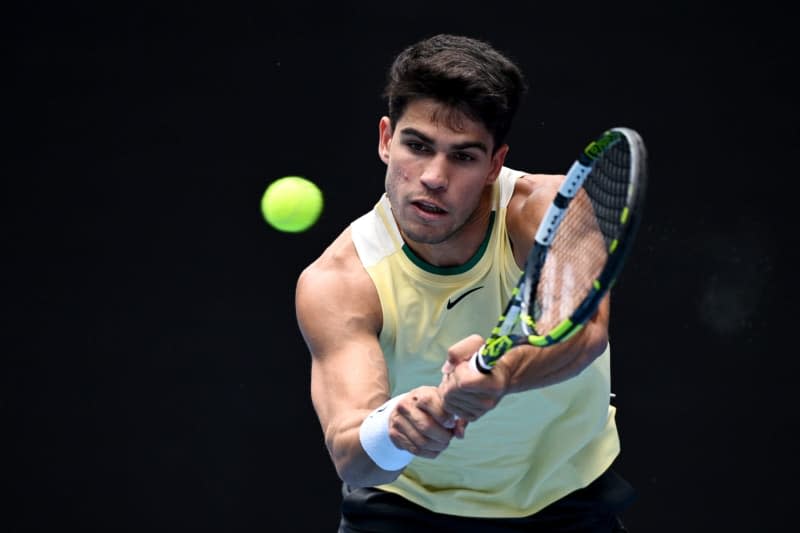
xmin=522 ymin=127 xmax=648 ymax=346
xmin=473 ymin=127 xmax=647 ymax=373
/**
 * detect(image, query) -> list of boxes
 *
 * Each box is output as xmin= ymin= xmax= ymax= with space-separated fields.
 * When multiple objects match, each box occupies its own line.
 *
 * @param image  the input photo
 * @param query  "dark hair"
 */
xmin=384 ymin=34 xmax=527 ymax=151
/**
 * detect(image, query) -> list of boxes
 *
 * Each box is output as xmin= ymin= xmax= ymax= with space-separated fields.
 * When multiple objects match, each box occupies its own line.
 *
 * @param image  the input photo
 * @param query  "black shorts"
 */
xmin=338 ymin=467 xmax=636 ymax=533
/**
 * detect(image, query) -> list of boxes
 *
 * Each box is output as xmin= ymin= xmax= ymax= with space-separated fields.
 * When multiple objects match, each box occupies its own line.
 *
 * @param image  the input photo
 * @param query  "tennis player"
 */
xmin=295 ymin=33 xmax=636 ymax=532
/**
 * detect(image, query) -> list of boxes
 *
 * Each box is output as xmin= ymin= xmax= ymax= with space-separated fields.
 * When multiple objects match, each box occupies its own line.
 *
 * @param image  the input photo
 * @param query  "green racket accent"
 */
xmin=583 ymin=130 xmax=622 ymax=160
xmin=480 ymin=335 xmax=515 ymax=360
xmin=525 ymin=319 xmax=583 ymax=347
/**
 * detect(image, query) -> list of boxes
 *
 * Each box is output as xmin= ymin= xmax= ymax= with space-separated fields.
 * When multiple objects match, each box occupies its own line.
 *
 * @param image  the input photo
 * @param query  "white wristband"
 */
xmin=359 ymin=393 xmax=414 ymax=471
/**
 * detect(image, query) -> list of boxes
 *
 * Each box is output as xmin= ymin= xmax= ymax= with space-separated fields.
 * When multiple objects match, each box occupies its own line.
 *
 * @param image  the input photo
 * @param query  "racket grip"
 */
xmin=469 ymin=350 xmax=493 ymax=374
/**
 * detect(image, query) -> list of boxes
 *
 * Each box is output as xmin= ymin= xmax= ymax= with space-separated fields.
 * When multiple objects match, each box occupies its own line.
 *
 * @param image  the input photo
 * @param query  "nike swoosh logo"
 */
xmin=446 ymin=286 xmax=484 ymax=309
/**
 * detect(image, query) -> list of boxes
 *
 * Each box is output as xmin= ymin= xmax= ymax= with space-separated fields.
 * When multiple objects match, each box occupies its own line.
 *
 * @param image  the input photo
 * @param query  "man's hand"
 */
xmin=389 ymin=385 xmax=466 ymax=458
xmin=438 ymin=335 xmax=510 ymax=423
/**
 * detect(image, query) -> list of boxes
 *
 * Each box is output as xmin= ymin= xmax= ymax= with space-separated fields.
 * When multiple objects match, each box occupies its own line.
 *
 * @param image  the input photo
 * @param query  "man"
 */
xmin=295 ymin=34 xmax=635 ymax=532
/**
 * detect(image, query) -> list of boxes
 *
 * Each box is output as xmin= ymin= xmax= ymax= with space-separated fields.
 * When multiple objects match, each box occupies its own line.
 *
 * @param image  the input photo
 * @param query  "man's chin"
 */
xmin=401 ymin=225 xmax=451 ymax=246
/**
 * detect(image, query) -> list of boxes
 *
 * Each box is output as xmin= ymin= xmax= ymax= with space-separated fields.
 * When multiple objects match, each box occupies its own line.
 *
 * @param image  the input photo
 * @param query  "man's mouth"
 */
xmin=413 ymin=200 xmax=447 ymax=215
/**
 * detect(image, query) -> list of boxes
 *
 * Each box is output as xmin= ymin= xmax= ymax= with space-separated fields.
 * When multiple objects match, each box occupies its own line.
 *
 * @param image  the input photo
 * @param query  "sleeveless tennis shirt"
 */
xmin=350 ymin=166 xmax=620 ymax=518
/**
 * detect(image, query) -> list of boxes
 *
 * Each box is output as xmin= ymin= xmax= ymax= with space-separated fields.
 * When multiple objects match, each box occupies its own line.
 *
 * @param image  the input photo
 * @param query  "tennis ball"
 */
xmin=260 ymin=176 xmax=324 ymax=233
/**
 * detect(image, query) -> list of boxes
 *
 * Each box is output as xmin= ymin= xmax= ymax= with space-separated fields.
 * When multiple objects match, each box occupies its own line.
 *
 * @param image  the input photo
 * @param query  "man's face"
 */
xmin=379 ymin=98 xmax=507 ymax=248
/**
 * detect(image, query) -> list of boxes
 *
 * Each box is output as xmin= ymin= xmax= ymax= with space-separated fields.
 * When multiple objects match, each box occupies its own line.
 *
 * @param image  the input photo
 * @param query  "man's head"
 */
xmin=384 ymin=34 xmax=527 ymax=153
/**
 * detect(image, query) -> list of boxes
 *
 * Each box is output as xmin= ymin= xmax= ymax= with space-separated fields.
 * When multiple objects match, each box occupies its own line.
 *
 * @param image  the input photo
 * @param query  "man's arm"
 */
xmin=296 ymin=229 xmax=460 ymax=488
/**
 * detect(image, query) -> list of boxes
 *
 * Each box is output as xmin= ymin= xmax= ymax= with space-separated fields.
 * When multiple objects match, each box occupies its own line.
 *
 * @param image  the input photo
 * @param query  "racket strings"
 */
xmin=533 ymin=198 xmax=605 ymax=333
xmin=584 ymin=139 xmax=632 ymax=248
xmin=532 ymin=139 xmax=632 ymax=335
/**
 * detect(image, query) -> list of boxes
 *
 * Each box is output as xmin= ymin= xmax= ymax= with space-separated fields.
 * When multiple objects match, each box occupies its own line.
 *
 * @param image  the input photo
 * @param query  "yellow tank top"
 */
xmin=350 ymin=166 xmax=620 ymax=518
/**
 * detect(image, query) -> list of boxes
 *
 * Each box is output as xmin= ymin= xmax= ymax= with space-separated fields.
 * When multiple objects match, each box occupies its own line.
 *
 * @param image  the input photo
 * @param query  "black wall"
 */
xmin=5 ymin=3 xmax=795 ymax=531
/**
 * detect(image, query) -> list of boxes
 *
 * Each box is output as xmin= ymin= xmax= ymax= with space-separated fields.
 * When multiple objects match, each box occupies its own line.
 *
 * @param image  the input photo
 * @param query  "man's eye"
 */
xmin=453 ymin=152 xmax=475 ymax=162
xmin=407 ymin=142 xmax=430 ymax=153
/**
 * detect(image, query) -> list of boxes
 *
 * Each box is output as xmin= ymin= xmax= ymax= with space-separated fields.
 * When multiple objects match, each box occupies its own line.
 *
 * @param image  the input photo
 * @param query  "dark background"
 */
xmin=4 ymin=3 xmax=796 ymax=532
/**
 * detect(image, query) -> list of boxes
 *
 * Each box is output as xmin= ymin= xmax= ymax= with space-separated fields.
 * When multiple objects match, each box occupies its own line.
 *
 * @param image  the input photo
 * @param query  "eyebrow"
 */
xmin=400 ymin=127 xmax=489 ymax=154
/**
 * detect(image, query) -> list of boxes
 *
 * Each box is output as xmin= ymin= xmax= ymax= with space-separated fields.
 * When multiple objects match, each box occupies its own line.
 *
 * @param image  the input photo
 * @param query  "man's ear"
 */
xmin=378 ymin=116 xmax=392 ymax=164
xmin=487 ymin=144 xmax=509 ymax=184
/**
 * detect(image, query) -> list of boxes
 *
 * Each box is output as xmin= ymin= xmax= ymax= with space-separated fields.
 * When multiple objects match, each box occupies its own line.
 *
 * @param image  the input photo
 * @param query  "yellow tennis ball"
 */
xmin=260 ymin=176 xmax=324 ymax=233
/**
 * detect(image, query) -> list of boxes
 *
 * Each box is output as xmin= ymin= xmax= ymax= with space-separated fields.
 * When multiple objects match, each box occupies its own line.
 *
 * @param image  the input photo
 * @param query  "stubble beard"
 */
xmin=385 ymin=176 xmax=478 ymax=247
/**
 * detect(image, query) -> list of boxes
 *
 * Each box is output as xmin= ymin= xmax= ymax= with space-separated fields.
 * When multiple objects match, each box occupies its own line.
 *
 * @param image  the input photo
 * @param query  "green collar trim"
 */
xmin=401 ymin=211 xmax=495 ymax=275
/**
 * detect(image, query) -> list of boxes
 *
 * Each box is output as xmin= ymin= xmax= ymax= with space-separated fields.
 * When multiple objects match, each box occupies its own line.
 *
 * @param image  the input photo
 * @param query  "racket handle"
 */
xmin=469 ymin=350 xmax=493 ymax=374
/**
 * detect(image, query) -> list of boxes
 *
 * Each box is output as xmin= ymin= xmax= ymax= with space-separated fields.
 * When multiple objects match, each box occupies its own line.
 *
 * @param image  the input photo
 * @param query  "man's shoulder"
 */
xmin=295 ymin=226 xmax=382 ymax=341
xmin=510 ymin=172 xmax=565 ymax=198
xmin=350 ymin=198 xmax=403 ymax=269
xmin=305 ymin=227 xmax=360 ymax=276
xmin=297 ymin=226 xmax=375 ymax=304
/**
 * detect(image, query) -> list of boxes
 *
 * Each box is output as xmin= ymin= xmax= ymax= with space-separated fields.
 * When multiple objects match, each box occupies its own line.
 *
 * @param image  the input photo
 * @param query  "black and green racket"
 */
xmin=471 ymin=127 xmax=648 ymax=374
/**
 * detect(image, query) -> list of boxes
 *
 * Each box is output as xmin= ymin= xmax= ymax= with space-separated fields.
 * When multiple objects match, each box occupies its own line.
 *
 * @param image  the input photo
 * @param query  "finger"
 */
xmin=442 ymin=386 xmax=498 ymax=421
xmin=437 ymin=372 xmax=480 ymax=421
xmin=400 ymin=424 xmax=451 ymax=457
xmin=453 ymin=418 xmax=468 ymax=439
xmin=396 ymin=394 xmax=455 ymax=452
xmin=413 ymin=397 xmax=458 ymax=439
xmin=445 ymin=400 xmax=485 ymax=422
xmin=444 ymin=334 xmax=485 ymax=369
xmin=390 ymin=416 xmax=438 ymax=457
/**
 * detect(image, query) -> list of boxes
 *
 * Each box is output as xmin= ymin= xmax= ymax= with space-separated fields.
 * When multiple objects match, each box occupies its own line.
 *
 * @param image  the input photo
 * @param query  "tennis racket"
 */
xmin=471 ymin=126 xmax=648 ymax=374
